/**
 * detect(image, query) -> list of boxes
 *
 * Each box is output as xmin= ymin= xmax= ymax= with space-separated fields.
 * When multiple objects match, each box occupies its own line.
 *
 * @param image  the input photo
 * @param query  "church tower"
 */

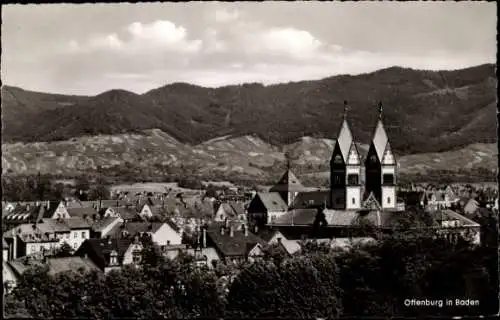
xmin=270 ymin=154 xmax=304 ymax=208
xmin=364 ymin=102 xmax=397 ymax=209
xmin=330 ymin=101 xmax=362 ymax=210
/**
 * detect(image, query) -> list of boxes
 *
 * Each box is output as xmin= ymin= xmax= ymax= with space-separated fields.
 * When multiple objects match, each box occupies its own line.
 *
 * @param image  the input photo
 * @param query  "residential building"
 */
xmin=247 ymin=192 xmax=288 ymax=226
xmin=214 ymin=201 xmax=246 ymax=222
xmin=90 ymin=216 xmax=124 ymax=238
xmin=104 ymin=206 xmax=139 ymax=222
xmin=108 ymin=220 xmax=182 ymax=247
xmin=75 ymin=237 xmax=143 ymax=272
xmin=204 ymin=223 xmax=266 ymax=265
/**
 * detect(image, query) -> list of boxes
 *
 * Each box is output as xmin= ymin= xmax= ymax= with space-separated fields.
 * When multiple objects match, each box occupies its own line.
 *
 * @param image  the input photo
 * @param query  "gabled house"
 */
xmin=139 ymin=204 xmax=167 ymax=221
xmin=104 ymin=206 xmax=139 ymax=222
xmin=108 ymin=220 xmax=182 ymax=247
xmin=66 ymin=207 xmax=99 ymax=220
xmin=64 ymin=217 xmax=92 ymax=250
xmin=6 ymin=256 xmax=100 ymax=291
xmin=247 ymin=192 xmax=288 ymax=226
xmin=75 ymin=237 xmax=143 ymax=272
xmin=4 ymin=223 xmax=61 ymax=260
xmin=185 ymin=247 xmax=221 ymax=268
xmin=91 ymin=216 xmax=124 ymax=238
xmin=204 ymin=223 xmax=266 ymax=265
xmin=214 ymin=201 xmax=246 ymax=222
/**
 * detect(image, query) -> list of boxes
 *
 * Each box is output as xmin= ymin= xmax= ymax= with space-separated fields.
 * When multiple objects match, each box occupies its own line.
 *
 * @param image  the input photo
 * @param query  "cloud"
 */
xmin=214 ymin=8 xmax=240 ymax=23
xmin=68 ymin=20 xmax=202 ymax=54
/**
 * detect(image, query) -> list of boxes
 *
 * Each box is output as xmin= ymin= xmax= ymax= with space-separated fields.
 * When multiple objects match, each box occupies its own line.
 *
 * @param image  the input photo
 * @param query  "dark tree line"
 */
xmin=5 ymin=228 xmax=498 ymax=319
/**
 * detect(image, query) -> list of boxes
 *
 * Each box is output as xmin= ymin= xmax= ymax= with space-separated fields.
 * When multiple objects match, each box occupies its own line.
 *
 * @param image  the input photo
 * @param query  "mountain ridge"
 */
xmin=1 ymin=63 xmax=496 ymax=155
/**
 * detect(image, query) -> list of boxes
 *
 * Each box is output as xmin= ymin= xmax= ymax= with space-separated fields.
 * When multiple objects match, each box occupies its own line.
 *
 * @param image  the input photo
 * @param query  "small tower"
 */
xmin=270 ymin=153 xmax=304 ymax=208
xmin=365 ymin=101 xmax=397 ymax=209
xmin=330 ymin=101 xmax=362 ymax=210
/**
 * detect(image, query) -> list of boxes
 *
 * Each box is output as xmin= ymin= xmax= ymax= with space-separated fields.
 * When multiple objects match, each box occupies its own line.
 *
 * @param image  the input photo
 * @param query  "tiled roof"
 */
xmin=206 ymin=225 xmax=266 ymax=257
xmin=257 ymin=192 xmax=288 ymax=212
xmin=372 ymin=119 xmax=389 ymax=161
xmin=46 ymin=257 xmax=101 ymax=275
xmin=254 ymin=228 xmax=282 ymax=242
xmin=109 ymin=222 xmax=165 ymax=238
xmin=293 ymin=191 xmax=330 ymax=209
xmin=435 ymin=209 xmax=480 ymax=227
xmin=324 ymin=210 xmax=361 ymax=226
xmin=64 ymin=217 xmax=92 ymax=230
xmin=91 ymin=216 xmax=122 ymax=232
xmin=112 ymin=207 xmax=139 ymax=220
xmin=99 ymin=199 xmax=130 ymax=208
xmin=8 ymin=258 xmax=44 ymax=277
xmin=64 ymin=201 xmax=97 ymax=209
xmin=271 ymin=208 xmax=318 ymax=225
xmin=279 ymin=239 xmax=302 ymax=255
xmin=67 ymin=207 xmax=98 ymax=218
xmin=4 ymin=204 xmax=41 ymax=221
xmin=336 ymin=119 xmax=354 ymax=162
xmin=82 ymin=238 xmax=135 ymax=266
xmin=38 ymin=219 xmax=71 ymax=233
xmin=5 ymin=223 xmax=60 ymax=243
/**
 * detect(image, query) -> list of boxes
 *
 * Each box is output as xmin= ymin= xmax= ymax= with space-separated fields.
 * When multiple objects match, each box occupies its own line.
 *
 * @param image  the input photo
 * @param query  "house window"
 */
xmin=73 ymin=243 xmax=78 ymax=249
xmin=334 ymin=155 xmax=342 ymax=164
xmin=383 ymin=174 xmax=394 ymax=185
xmin=81 ymin=232 xmax=86 ymax=239
xmin=352 ymin=198 xmax=356 ymax=205
xmin=74 ymin=232 xmax=78 ymax=238
xmin=66 ymin=234 xmax=69 ymax=239
xmin=110 ymin=251 xmax=118 ymax=265
xmin=387 ymin=197 xmax=391 ymax=204
xmin=132 ymin=250 xmax=142 ymax=264
xmin=347 ymin=174 xmax=359 ymax=185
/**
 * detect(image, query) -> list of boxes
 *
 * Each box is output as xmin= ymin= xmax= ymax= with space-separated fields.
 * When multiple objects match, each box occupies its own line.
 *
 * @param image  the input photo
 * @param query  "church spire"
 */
xmin=343 ymin=100 xmax=349 ymax=121
xmin=378 ymin=101 xmax=383 ymax=120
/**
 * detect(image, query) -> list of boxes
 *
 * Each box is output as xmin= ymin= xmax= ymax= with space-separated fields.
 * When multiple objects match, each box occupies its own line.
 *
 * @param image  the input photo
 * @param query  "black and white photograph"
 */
xmin=1 ymin=1 xmax=498 ymax=318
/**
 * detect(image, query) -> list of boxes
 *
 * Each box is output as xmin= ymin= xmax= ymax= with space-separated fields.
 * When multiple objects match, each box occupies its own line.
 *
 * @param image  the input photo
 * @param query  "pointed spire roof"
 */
xmin=371 ymin=102 xmax=389 ymax=161
xmin=335 ymin=101 xmax=354 ymax=162
xmin=271 ymin=169 xmax=305 ymax=192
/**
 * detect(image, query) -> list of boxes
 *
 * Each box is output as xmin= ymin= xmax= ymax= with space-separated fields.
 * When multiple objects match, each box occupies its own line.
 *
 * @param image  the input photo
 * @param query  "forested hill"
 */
xmin=2 ymin=63 xmax=496 ymax=155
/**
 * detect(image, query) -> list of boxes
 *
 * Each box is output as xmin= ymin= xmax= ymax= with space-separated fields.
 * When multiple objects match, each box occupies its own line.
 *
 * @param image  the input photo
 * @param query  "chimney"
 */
xmin=229 ymin=226 xmax=234 ymax=237
xmin=202 ymin=227 xmax=207 ymax=248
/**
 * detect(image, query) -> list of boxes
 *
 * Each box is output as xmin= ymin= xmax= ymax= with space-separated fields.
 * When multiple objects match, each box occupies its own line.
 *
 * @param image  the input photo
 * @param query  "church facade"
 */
xmin=330 ymin=102 xmax=396 ymax=211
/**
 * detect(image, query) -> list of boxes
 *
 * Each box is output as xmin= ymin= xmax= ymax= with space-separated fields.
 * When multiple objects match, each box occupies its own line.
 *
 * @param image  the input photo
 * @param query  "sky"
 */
xmin=2 ymin=2 xmax=496 ymax=95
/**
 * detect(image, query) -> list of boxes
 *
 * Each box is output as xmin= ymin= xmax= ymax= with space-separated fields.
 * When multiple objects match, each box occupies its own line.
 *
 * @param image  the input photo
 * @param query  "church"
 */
xmin=246 ymin=101 xmax=481 ymax=244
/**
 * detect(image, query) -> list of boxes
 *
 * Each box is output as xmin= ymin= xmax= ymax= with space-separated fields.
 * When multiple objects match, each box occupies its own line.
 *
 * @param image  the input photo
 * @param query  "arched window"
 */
xmin=352 ymin=198 xmax=355 ymax=205
xmin=348 ymin=174 xmax=359 ymax=185
xmin=383 ymin=174 xmax=394 ymax=185
xmin=387 ymin=197 xmax=391 ymax=204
